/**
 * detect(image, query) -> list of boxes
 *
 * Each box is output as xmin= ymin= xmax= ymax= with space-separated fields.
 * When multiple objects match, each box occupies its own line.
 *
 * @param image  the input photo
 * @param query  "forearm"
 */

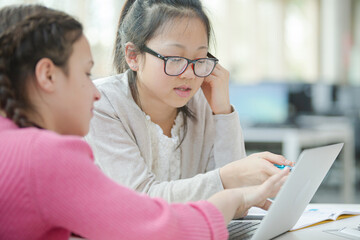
xmin=93 ymin=151 xmax=224 ymax=202
xmin=207 ymin=189 xmax=248 ymax=224
xmin=144 ymin=170 xmax=225 ymax=202
xmin=213 ymin=107 xmax=246 ymax=167
xmin=41 ymin=164 xmax=228 ymax=239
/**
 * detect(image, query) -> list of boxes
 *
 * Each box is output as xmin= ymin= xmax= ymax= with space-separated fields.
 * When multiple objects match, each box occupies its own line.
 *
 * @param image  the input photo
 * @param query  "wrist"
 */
xmin=208 ymin=189 xmax=245 ymax=224
xmin=228 ymin=188 xmax=250 ymax=220
xmin=213 ymin=104 xmax=232 ymax=115
xmin=219 ymin=165 xmax=236 ymax=189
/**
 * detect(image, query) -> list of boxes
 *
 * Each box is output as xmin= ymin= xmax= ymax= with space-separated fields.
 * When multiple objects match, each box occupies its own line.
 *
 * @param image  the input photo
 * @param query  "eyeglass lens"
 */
xmin=165 ymin=57 xmax=216 ymax=77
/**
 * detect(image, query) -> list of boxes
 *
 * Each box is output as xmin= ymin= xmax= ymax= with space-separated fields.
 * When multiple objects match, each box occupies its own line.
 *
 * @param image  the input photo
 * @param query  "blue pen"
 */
xmin=274 ymin=164 xmax=293 ymax=171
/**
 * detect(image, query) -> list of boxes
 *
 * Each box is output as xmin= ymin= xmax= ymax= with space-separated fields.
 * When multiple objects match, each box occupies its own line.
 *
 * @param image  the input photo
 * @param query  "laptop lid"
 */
xmin=251 ymin=143 xmax=344 ymax=240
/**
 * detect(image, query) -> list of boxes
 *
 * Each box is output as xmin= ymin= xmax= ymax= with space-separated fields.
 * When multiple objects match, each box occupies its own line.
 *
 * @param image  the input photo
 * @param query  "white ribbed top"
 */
xmin=144 ymin=113 xmax=184 ymax=181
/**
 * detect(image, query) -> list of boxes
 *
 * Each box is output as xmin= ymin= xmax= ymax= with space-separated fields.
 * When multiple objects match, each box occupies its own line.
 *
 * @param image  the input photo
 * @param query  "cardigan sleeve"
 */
xmin=207 ymin=105 xmax=247 ymax=171
xmin=29 ymin=134 xmax=228 ymax=240
xmin=85 ymin=92 xmax=226 ymax=203
xmin=191 ymin=89 xmax=246 ymax=171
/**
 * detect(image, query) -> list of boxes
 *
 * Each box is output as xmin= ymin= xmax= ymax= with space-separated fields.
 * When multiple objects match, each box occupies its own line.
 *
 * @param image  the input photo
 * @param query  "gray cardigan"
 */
xmin=85 ymin=72 xmax=246 ymax=202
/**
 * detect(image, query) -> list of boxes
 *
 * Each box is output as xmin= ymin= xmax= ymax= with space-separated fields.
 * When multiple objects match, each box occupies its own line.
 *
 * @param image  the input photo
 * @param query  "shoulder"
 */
xmin=30 ymin=129 xmax=94 ymax=162
xmin=24 ymin=129 xmax=96 ymax=184
xmin=93 ymin=72 xmax=139 ymax=114
xmin=94 ymin=72 xmax=130 ymax=98
xmin=1 ymin=125 xmax=90 ymax=152
xmin=0 ymin=126 xmax=94 ymax=178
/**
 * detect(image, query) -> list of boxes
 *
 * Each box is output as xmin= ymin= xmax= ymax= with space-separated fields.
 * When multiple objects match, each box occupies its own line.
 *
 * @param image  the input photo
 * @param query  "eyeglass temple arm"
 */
xmin=207 ymin=52 xmax=218 ymax=61
xmin=143 ymin=46 xmax=164 ymax=59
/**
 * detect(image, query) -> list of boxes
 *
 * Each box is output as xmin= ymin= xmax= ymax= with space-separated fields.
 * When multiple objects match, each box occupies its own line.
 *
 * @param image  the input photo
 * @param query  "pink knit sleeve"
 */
xmin=30 ymin=133 xmax=228 ymax=240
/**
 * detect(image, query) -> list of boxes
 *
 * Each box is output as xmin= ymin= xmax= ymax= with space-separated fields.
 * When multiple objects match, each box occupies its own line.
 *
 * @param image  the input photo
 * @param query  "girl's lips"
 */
xmin=174 ymin=86 xmax=192 ymax=98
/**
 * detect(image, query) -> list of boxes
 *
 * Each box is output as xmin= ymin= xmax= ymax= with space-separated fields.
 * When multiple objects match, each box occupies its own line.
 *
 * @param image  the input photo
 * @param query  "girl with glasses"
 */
xmin=0 ymin=4 xmax=290 ymax=240
xmin=86 ymin=0 xmax=292 ymax=203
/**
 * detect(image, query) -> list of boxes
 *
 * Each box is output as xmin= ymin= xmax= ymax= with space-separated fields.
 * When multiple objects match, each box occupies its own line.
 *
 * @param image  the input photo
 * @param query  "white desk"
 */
xmin=243 ymin=118 xmax=356 ymax=203
xmin=275 ymin=204 xmax=360 ymax=239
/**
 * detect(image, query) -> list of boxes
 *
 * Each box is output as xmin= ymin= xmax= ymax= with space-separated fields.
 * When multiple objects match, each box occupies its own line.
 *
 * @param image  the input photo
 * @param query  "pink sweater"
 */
xmin=0 ymin=116 xmax=228 ymax=240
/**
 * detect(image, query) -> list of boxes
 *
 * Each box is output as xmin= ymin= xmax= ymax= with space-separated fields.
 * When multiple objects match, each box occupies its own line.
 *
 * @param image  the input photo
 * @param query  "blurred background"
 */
xmin=0 ymin=0 xmax=359 ymax=203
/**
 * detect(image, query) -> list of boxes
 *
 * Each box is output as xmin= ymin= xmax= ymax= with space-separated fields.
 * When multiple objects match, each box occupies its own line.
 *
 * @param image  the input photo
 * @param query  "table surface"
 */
xmin=275 ymin=204 xmax=360 ymax=239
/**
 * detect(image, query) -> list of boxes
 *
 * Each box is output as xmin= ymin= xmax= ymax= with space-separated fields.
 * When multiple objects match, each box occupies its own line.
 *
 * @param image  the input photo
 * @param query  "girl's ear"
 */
xmin=125 ymin=42 xmax=140 ymax=71
xmin=34 ymin=58 xmax=57 ymax=93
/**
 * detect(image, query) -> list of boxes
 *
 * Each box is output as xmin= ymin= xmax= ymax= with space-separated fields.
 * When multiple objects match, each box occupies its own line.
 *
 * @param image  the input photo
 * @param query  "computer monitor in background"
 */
xmin=229 ymin=83 xmax=289 ymax=127
xmin=287 ymin=83 xmax=313 ymax=119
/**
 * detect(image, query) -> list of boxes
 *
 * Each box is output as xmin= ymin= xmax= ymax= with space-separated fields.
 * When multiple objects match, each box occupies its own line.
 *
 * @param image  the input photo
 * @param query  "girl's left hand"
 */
xmin=201 ymin=63 xmax=232 ymax=115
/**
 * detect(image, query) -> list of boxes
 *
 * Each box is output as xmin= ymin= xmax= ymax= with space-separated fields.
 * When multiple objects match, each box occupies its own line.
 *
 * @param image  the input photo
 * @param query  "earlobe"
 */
xmin=35 ymin=58 xmax=56 ymax=92
xmin=125 ymin=42 xmax=139 ymax=71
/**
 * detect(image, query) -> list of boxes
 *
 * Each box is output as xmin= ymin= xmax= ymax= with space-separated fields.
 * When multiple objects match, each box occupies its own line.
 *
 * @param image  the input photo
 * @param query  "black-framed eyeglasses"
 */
xmin=143 ymin=46 xmax=219 ymax=77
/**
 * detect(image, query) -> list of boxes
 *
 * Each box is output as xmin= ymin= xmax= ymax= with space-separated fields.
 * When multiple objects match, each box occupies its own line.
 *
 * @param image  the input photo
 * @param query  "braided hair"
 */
xmin=0 ymin=5 xmax=83 ymax=127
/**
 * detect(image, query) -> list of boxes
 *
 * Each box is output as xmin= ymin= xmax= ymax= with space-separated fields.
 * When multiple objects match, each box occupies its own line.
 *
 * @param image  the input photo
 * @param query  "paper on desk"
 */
xmin=291 ymin=206 xmax=360 ymax=231
xmin=324 ymin=227 xmax=360 ymax=240
xmin=246 ymin=199 xmax=272 ymax=216
xmin=248 ymin=207 xmax=267 ymax=216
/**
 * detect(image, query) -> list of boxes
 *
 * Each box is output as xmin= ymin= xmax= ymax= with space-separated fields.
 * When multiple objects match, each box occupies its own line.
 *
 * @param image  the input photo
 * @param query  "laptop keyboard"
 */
xmin=227 ymin=220 xmax=261 ymax=240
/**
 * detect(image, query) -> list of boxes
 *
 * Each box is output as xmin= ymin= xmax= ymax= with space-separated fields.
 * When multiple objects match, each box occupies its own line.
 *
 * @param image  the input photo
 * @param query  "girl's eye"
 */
xmin=169 ymin=58 xmax=183 ymax=63
xmin=86 ymin=72 xmax=92 ymax=77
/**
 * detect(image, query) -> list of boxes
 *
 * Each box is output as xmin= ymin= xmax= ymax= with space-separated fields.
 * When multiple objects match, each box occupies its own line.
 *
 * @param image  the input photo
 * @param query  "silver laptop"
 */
xmin=228 ymin=143 xmax=344 ymax=240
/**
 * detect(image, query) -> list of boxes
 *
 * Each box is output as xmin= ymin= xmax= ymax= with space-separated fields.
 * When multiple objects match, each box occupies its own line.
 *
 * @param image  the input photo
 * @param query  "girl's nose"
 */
xmin=180 ymin=63 xmax=196 ymax=79
xmin=93 ymin=85 xmax=101 ymax=101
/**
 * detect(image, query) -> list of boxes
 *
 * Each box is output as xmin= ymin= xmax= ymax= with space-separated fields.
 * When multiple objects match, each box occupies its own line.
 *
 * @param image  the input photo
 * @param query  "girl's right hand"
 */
xmin=219 ymin=152 xmax=293 ymax=189
xmin=201 ymin=63 xmax=232 ymax=115
xmin=207 ymin=168 xmax=290 ymax=224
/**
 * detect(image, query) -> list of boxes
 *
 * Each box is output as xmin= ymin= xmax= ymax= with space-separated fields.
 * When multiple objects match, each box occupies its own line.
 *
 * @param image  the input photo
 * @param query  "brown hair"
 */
xmin=0 ymin=4 xmax=83 ymax=127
